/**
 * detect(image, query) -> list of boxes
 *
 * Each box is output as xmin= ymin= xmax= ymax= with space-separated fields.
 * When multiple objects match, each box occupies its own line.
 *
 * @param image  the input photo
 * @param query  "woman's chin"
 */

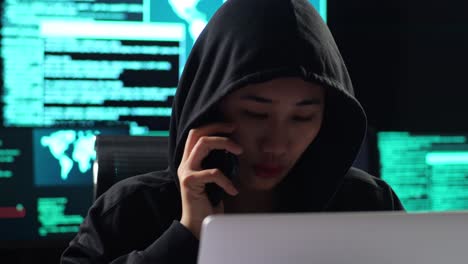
xmin=237 ymin=167 xmax=287 ymax=191
xmin=244 ymin=176 xmax=281 ymax=191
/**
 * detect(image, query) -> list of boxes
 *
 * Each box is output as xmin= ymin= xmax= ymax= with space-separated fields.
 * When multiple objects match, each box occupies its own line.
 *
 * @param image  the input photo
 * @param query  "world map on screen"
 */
xmin=40 ymin=130 xmax=97 ymax=181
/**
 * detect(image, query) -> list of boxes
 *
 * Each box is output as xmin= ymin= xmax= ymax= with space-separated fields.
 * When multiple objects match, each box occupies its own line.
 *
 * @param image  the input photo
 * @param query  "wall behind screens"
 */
xmin=0 ymin=0 xmax=328 ymax=246
xmin=0 ymin=0 xmax=327 ymax=136
xmin=378 ymin=132 xmax=468 ymax=212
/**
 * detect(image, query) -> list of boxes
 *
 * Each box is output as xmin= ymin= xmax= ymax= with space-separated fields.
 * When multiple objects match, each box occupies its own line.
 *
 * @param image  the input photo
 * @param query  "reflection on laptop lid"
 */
xmin=198 ymin=212 xmax=468 ymax=264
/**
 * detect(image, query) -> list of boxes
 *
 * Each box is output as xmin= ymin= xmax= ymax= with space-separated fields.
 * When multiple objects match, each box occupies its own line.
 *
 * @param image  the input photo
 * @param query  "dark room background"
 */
xmin=2 ymin=0 xmax=468 ymax=262
xmin=329 ymin=0 xmax=468 ymax=133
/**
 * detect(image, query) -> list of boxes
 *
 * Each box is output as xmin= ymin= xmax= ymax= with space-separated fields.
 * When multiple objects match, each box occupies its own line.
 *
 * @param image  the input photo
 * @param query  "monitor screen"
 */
xmin=0 ymin=0 xmax=328 ymax=246
xmin=378 ymin=132 xmax=468 ymax=212
xmin=0 ymin=126 xmax=128 ymax=247
xmin=0 ymin=0 xmax=328 ymax=136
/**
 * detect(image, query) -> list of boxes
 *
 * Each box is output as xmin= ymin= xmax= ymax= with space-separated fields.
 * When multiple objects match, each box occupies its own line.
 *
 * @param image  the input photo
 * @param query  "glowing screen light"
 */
xmin=37 ymin=197 xmax=83 ymax=236
xmin=1 ymin=0 xmax=326 ymax=136
xmin=0 ymin=0 xmax=328 ymax=244
xmin=378 ymin=132 xmax=468 ymax=212
xmin=0 ymin=127 xmax=128 ymax=242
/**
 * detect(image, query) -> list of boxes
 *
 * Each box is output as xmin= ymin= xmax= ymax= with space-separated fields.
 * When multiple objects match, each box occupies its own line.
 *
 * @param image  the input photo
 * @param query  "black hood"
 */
xmin=167 ymin=0 xmax=367 ymax=212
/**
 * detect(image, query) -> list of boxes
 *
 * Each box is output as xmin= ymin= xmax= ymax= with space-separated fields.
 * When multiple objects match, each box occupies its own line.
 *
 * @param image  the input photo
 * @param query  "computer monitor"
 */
xmin=0 ymin=126 xmax=128 ymax=248
xmin=0 ymin=0 xmax=328 ymax=247
xmin=0 ymin=0 xmax=328 ymax=136
xmin=377 ymin=131 xmax=468 ymax=212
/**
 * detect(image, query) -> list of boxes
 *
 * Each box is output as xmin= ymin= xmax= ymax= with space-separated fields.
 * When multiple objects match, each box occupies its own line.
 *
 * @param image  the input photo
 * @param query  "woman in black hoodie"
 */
xmin=61 ymin=0 xmax=403 ymax=263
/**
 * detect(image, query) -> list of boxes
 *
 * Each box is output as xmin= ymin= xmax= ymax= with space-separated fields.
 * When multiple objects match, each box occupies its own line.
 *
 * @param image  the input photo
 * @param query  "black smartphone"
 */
xmin=201 ymin=135 xmax=239 ymax=207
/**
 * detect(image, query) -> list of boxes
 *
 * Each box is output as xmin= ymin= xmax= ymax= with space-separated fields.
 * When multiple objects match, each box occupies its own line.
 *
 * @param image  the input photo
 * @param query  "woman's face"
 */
xmin=220 ymin=77 xmax=325 ymax=191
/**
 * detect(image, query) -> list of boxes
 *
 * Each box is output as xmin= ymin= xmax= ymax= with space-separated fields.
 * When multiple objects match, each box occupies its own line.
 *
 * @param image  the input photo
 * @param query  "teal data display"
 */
xmin=378 ymin=132 xmax=468 ymax=212
xmin=0 ymin=127 xmax=127 ymax=245
xmin=34 ymin=128 xmax=103 ymax=186
xmin=0 ymin=0 xmax=327 ymax=135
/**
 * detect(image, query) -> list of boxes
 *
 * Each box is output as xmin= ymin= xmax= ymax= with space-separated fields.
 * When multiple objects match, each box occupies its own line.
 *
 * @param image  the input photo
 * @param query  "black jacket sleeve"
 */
xmin=61 ymin=220 xmax=199 ymax=263
xmin=60 ymin=177 xmax=199 ymax=263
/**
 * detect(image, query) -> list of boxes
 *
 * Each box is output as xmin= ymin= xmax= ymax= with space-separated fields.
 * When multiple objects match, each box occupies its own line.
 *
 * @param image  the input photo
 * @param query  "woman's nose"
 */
xmin=259 ymin=124 xmax=289 ymax=156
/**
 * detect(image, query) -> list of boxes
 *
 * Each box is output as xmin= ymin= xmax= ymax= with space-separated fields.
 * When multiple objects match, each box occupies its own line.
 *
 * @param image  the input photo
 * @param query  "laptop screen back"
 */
xmin=198 ymin=212 xmax=468 ymax=264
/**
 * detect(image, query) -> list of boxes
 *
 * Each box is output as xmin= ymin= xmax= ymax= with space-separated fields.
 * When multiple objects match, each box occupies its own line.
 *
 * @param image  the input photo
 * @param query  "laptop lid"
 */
xmin=198 ymin=211 xmax=468 ymax=264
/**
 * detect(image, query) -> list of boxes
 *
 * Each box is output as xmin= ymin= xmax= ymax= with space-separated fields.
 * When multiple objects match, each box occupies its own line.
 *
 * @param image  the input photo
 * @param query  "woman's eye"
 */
xmin=242 ymin=110 xmax=268 ymax=119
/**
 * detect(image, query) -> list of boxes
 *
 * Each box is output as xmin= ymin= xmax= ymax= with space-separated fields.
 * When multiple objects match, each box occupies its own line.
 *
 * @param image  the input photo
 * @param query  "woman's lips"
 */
xmin=253 ymin=164 xmax=284 ymax=178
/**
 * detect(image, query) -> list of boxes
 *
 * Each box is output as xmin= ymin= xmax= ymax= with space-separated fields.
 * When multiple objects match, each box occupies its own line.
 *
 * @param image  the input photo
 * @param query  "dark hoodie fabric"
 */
xmin=61 ymin=0 xmax=404 ymax=263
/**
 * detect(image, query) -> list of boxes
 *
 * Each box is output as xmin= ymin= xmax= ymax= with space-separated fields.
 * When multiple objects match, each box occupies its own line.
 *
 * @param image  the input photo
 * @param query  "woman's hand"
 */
xmin=178 ymin=123 xmax=242 ymax=239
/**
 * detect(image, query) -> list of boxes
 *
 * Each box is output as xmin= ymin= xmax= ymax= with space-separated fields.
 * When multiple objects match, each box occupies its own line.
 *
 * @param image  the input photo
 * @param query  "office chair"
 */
xmin=93 ymin=135 xmax=169 ymax=201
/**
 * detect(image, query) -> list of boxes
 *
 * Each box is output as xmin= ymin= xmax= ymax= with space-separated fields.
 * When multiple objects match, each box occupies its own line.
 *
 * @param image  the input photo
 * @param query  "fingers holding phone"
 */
xmin=178 ymin=123 xmax=242 ymax=239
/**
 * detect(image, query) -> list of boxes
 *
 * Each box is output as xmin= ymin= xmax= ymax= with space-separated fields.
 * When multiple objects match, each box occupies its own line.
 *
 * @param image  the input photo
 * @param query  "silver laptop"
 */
xmin=198 ymin=211 xmax=468 ymax=264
